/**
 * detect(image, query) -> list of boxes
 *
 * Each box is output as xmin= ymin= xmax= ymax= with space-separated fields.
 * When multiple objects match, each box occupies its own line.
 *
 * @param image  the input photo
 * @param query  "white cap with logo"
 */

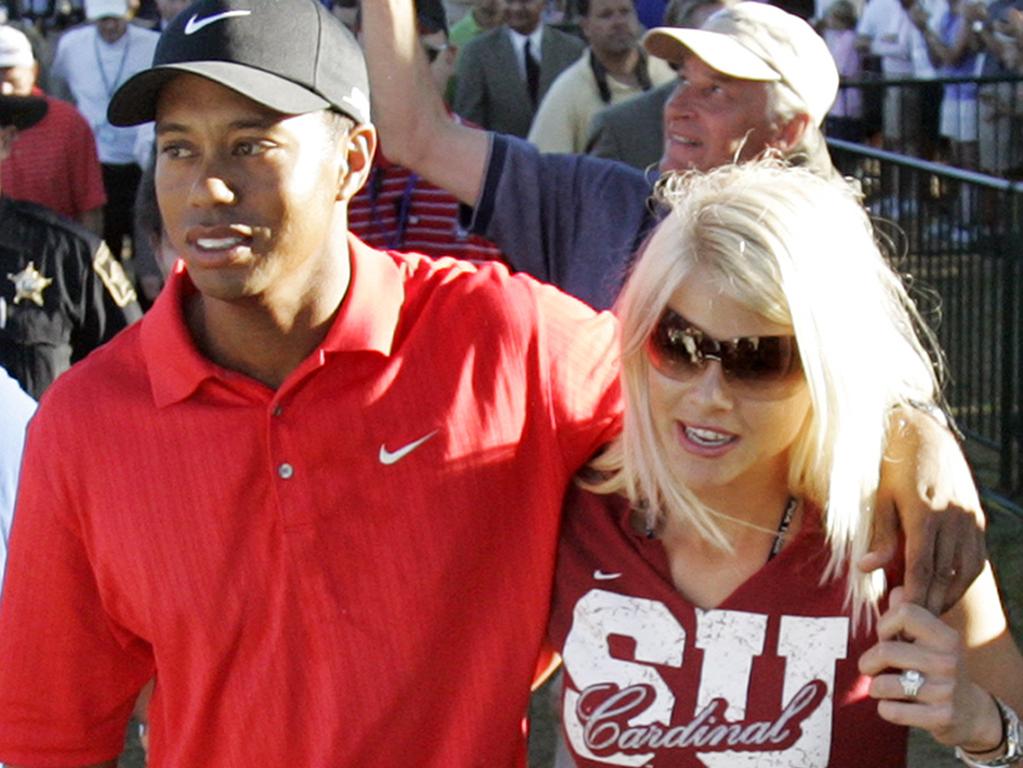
xmin=0 ymin=25 xmax=34 ymax=68
xmin=85 ymin=0 xmax=129 ymax=20
xmin=643 ymin=2 xmax=839 ymax=126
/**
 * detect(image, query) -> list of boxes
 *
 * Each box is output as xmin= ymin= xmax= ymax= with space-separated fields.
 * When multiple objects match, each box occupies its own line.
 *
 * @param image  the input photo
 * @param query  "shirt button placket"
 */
xmin=270 ymin=403 xmax=288 ymax=479
xmin=269 ymin=399 xmax=299 ymax=524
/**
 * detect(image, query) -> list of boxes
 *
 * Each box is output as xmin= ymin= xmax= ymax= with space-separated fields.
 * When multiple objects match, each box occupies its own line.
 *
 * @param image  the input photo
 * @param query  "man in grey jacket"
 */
xmin=453 ymin=0 xmax=585 ymax=136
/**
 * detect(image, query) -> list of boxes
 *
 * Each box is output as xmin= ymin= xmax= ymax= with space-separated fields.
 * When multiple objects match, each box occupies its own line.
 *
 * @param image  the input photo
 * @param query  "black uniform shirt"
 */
xmin=0 ymin=197 xmax=142 ymax=399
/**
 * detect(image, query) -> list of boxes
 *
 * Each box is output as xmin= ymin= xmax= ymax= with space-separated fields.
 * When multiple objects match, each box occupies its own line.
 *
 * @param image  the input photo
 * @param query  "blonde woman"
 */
xmin=549 ymin=161 xmax=1023 ymax=767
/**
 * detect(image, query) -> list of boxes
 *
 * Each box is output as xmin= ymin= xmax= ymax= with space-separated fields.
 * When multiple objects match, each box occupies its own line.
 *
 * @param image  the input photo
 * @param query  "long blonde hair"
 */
xmin=590 ymin=160 xmax=942 ymax=630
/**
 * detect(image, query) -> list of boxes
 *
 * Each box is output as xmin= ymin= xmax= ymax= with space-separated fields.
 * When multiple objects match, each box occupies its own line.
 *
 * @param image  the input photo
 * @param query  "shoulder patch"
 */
xmin=93 ymin=244 xmax=138 ymax=308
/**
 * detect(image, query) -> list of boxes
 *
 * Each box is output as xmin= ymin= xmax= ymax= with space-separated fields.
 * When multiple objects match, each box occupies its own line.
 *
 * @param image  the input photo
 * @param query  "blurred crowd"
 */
xmin=2 ymin=0 xmax=1021 ymax=402
xmin=824 ymin=0 xmax=1023 ymax=178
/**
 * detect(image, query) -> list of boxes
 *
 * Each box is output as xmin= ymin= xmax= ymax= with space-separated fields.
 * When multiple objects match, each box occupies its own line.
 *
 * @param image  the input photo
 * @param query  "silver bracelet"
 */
xmin=956 ymin=697 xmax=1023 ymax=767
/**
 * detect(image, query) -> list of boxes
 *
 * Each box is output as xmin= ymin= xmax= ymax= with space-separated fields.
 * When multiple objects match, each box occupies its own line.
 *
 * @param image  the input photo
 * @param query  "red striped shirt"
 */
xmin=1 ymin=91 xmax=106 ymax=220
xmin=349 ymin=159 xmax=504 ymax=262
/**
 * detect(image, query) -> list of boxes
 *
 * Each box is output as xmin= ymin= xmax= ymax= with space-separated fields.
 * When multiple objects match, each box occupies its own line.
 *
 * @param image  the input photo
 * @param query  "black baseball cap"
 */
xmin=0 ymin=94 xmax=47 ymax=130
xmin=107 ymin=0 xmax=370 ymax=127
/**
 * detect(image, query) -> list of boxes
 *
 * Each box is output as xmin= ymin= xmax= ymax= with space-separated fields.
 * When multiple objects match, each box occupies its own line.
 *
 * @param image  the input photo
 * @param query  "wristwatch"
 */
xmin=956 ymin=698 xmax=1023 ymax=767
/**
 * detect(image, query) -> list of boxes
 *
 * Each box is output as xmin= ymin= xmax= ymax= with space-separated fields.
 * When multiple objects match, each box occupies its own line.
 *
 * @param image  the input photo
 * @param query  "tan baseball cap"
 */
xmin=643 ymin=2 xmax=839 ymax=126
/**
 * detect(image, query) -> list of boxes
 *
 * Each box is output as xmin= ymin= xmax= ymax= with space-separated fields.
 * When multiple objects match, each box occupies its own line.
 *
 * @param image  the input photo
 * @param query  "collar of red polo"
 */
xmin=140 ymin=233 xmax=404 ymax=406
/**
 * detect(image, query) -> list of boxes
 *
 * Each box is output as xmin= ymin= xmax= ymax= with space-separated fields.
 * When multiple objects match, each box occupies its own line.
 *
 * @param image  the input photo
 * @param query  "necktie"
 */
xmin=524 ymin=38 xmax=540 ymax=106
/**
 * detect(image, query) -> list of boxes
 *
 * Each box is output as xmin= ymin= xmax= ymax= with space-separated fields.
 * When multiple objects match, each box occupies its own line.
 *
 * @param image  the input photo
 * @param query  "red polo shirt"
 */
xmin=0 ymin=237 xmax=621 ymax=767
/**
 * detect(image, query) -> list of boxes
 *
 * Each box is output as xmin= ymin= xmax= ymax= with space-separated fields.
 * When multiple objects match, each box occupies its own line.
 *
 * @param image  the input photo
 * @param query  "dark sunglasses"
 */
xmin=646 ymin=309 xmax=802 ymax=389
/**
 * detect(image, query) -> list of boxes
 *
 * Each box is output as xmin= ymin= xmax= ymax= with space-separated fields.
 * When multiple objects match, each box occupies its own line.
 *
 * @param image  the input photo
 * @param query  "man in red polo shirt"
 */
xmin=0 ymin=0 xmax=619 ymax=765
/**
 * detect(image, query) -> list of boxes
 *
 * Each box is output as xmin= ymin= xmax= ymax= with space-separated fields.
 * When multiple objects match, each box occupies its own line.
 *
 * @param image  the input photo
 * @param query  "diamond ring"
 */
xmin=899 ymin=669 xmax=925 ymax=698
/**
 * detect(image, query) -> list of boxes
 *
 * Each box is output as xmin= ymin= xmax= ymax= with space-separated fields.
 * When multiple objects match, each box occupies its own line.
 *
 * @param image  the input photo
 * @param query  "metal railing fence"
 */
xmin=829 ymin=138 xmax=1022 ymax=510
xmin=833 ymin=74 xmax=1023 ymax=179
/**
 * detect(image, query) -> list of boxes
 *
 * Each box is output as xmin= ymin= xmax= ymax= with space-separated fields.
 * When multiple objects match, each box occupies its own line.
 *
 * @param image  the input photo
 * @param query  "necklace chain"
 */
xmin=767 ymin=496 xmax=799 ymax=561
xmin=644 ymin=496 xmax=799 ymax=562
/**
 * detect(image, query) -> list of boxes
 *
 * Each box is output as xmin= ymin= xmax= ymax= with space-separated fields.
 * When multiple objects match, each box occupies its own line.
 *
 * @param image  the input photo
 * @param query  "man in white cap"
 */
xmin=363 ymin=0 xmax=985 ymax=615
xmin=50 ymin=0 xmax=158 ymax=259
xmin=0 ymin=25 xmax=106 ymax=234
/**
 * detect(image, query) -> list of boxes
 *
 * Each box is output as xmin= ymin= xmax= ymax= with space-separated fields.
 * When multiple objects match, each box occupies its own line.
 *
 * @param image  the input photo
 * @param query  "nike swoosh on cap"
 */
xmin=593 ymin=570 xmax=622 ymax=581
xmin=183 ymin=9 xmax=252 ymax=35
xmin=378 ymin=430 xmax=438 ymax=466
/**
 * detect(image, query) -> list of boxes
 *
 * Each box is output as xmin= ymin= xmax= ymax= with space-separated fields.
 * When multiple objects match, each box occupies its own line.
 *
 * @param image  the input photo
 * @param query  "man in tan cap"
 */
xmin=366 ymin=0 xmax=838 ymax=310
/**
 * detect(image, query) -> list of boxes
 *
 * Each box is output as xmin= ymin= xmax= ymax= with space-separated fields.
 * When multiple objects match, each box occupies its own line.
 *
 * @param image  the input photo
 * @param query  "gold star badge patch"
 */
xmin=7 ymin=261 xmax=53 ymax=306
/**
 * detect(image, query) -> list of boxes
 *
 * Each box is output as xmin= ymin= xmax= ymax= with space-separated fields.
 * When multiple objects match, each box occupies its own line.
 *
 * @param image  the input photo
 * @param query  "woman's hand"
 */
xmin=858 ymin=587 xmax=1004 ymax=753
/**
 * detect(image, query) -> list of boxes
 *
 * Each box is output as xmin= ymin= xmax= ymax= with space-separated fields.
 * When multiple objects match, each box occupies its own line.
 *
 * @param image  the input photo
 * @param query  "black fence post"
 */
xmin=1004 ymin=191 xmax=1021 ymax=493
xmin=828 ymin=138 xmax=1022 ymax=515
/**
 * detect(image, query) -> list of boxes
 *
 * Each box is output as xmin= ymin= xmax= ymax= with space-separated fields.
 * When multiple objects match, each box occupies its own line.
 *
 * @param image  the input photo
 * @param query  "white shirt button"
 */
xmin=278 ymin=463 xmax=294 ymax=479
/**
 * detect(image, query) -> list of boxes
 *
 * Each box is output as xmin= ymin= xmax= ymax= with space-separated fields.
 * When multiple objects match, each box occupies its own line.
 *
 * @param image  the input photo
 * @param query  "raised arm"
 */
xmin=361 ymin=0 xmax=490 ymax=206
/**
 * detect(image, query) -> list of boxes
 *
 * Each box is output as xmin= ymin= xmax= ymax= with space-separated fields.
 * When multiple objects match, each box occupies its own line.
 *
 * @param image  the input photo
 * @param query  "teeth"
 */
xmin=669 ymin=134 xmax=697 ymax=146
xmin=685 ymin=426 xmax=732 ymax=447
xmin=196 ymin=237 xmax=244 ymax=250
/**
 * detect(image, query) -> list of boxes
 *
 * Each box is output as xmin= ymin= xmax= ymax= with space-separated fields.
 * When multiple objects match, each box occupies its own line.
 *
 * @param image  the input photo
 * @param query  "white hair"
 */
xmin=766 ymin=80 xmax=836 ymax=178
xmin=589 ymin=159 xmax=942 ymax=631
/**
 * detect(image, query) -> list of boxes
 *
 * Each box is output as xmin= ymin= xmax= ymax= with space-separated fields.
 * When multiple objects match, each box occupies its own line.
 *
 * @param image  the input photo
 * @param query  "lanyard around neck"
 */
xmin=368 ymin=166 xmax=421 ymax=250
xmin=93 ymin=28 xmax=132 ymax=101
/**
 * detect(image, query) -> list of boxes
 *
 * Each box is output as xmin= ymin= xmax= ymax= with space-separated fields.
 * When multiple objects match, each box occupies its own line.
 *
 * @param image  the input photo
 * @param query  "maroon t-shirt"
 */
xmin=549 ymin=487 xmax=907 ymax=767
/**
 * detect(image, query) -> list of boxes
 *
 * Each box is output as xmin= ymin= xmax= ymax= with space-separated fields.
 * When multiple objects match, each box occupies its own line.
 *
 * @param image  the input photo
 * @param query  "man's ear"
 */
xmin=771 ymin=112 xmax=813 ymax=154
xmin=337 ymin=123 xmax=378 ymax=200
